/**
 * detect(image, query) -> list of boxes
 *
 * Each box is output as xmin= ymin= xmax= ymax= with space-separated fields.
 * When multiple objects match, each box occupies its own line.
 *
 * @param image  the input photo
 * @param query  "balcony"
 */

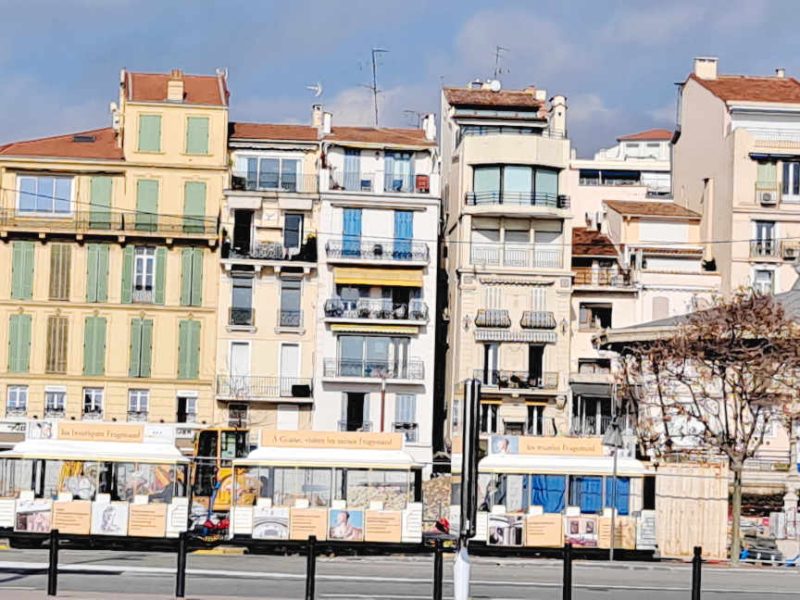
xmin=750 ymin=239 xmax=778 ymax=259
xmin=278 ymin=309 xmax=303 ymax=329
xmin=474 ymin=309 xmax=511 ymax=328
xmin=229 ymin=307 xmax=255 ymax=327
xmin=0 ymin=209 xmax=217 ymax=238
xmin=132 ymin=288 xmax=155 ymax=304
xmin=470 ymin=244 xmax=562 ymax=270
xmin=520 ymin=311 xmax=556 ymax=329
xmin=324 ymin=298 xmax=429 ymax=322
xmin=473 ymin=369 xmax=559 ymax=390
xmin=82 ymin=409 xmax=103 ymax=421
xmin=216 ymin=375 xmax=313 ymax=401
xmin=44 ymin=408 xmax=65 ymax=419
xmin=224 ymin=238 xmax=317 ymax=263
xmin=571 ymin=415 xmax=613 ymax=437
xmin=5 ymin=406 xmax=26 ymax=417
xmin=573 ymin=267 xmax=632 ymax=287
xmin=337 ymin=420 xmax=373 ymax=432
xmin=127 ymin=411 xmax=149 ymax=422
xmin=323 ymin=358 xmax=425 ymax=381
xmin=328 ymin=171 xmax=432 ymax=195
xmin=230 ymin=172 xmax=318 ymax=194
xmin=325 ymin=238 xmax=429 ymax=263
xmin=465 ymin=191 xmax=570 ymax=209
xmin=393 ymin=422 xmax=419 ymax=443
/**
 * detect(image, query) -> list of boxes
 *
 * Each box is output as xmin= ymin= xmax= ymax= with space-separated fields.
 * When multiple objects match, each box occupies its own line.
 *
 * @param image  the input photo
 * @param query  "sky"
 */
xmin=3 ymin=0 xmax=800 ymax=157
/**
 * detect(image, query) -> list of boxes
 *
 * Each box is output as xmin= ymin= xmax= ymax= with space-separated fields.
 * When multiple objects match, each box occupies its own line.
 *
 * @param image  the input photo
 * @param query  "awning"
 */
xmin=329 ymin=324 xmax=419 ymax=334
xmin=0 ymin=440 xmax=189 ymax=464
xmin=570 ymin=382 xmax=612 ymax=397
xmin=236 ymin=446 xmax=419 ymax=468
xmin=474 ymin=329 xmax=557 ymax=343
xmin=750 ymin=152 xmax=800 ymax=160
xmin=479 ymin=454 xmax=648 ymax=476
xmin=334 ymin=267 xmax=423 ymax=287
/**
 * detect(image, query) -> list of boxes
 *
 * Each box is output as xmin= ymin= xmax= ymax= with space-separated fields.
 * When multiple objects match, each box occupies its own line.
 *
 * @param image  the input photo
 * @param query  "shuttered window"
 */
xmin=122 ymin=246 xmax=166 ymax=305
xmin=11 ymin=241 xmax=35 ymax=300
xmin=183 ymin=181 xmax=206 ymax=233
xmin=180 ymin=247 xmax=203 ymax=306
xmin=8 ymin=314 xmax=32 ymax=373
xmin=49 ymin=243 xmax=71 ymax=300
xmin=178 ymin=319 xmax=201 ymax=380
xmin=83 ymin=316 xmax=107 ymax=376
xmin=186 ymin=116 xmax=209 ymax=155
xmin=89 ymin=176 xmax=112 ymax=229
xmin=138 ymin=114 xmax=161 ymax=152
xmin=46 ymin=315 xmax=68 ymax=374
xmin=136 ymin=179 xmax=159 ymax=232
xmin=86 ymin=244 xmax=109 ymax=302
xmin=129 ymin=318 xmax=153 ymax=378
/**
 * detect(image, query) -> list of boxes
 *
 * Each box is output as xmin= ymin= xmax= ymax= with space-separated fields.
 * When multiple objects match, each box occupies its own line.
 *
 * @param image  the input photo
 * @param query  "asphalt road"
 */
xmin=1 ymin=548 xmax=800 ymax=599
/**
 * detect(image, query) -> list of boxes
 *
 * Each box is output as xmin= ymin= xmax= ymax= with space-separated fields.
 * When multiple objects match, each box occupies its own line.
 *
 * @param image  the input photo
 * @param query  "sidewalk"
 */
xmin=0 ymin=592 xmax=281 ymax=600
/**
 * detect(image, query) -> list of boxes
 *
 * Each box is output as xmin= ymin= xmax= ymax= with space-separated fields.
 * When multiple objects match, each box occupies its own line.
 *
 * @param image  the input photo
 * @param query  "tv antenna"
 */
xmin=402 ymin=110 xmax=425 ymax=127
xmin=493 ymin=45 xmax=509 ymax=80
xmin=305 ymin=82 xmax=323 ymax=98
xmin=362 ymin=48 xmax=389 ymax=127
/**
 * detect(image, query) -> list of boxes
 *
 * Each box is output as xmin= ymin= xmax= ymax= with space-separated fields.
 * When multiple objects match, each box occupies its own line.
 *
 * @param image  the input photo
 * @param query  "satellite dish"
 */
xmin=305 ymin=82 xmax=323 ymax=97
xmin=489 ymin=79 xmax=502 ymax=92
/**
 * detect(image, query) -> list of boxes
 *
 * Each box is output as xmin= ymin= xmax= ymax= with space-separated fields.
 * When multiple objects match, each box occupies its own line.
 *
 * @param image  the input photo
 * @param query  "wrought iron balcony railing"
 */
xmin=325 ymin=238 xmax=429 ymax=262
xmin=337 ymin=420 xmax=373 ymax=432
xmin=224 ymin=238 xmax=317 ymax=263
xmin=323 ymin=298 xmax=428 ymax=321
xmin=278 ymin=309 xmax=303 ymax=328
xmin=473 ymin=369 xmax=558 ymax=390
xmin=573 ymin=267 xmax=631 ymax=287
xmin=229 ymin=307 xmax=255 ymax=327
xmin=474 ymin=309 xmax=511 ymax=328
xmin=328 ymin=171 xmax=432 ymax=194
xmin=520 ymin=311 xmax=557 ymax=329
xmin=127 ymin=411 xmax=149 ymax=422
xmin=216 ymin=375 xmax=313 ymax=400
xmin=465 ymin=191 xmax=570 ymax=209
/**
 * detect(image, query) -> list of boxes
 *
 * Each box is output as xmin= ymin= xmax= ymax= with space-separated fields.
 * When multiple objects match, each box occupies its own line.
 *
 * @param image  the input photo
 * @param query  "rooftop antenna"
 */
xmin=493 ymin=45 xmax=509 ymax=80
xmin=362 ymin=48 xmax=389 ymax=127
xmin=402 ymin=109 xmax=425 ymax=127
xmin=305 ymin=82 xmax=323 ymax=97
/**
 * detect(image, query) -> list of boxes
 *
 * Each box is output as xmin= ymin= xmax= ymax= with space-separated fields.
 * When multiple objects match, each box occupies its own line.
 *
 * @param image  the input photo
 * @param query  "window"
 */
xmin=279 ymin=344 xmax=300 ymax=396
xmin=384 ymin=152 xmax=414 ymax=193
xmin=573 ymin=396 xmax=613 ymax=436
xmin=239 ymin=156 xmax=300 ymax=191
xmin=480 ymin=403 xmax=499 ymax=434
xmin=279 ymin=278 xmax=302 ymax=328
xmin=45 ymin=390 xmax=66 ymax=416
xmin=341 ymin=392 xmax=369 ymax=431
xmin=7 ymin=386 xmax=28 ymax=414
xmin=128 ymin=389 xmax=149 ymax=420
xmin=230 ymin=274 xmax=254 ymax=326
xmin=337 ymin=335 xmax=410 ymax=378
xmin=185 ymin=116 xmax=209 ymax=155
xmin=394 ymin=394 xmax=418 ymax=442
xmin=11 ymin=241 xmax=35 ymax=300
xmin=578 ymin=359 xmax=611 ymax=375
xmin=83 ymin=388 xmax=103 ymax=418
xmin=784 ymin=162 xmax=800 ymax=201
xmin=18 ymin=175 xmax=72 ymax=215
xmin=86 ymin=244 xmax=109 ymax=302
xmin=284 ymin=214 xmax=304 ymax=250
xmin=45 ymin=315 xmax=68 ymax=374
xmin=526 ymin=405 xmax=544 ymax=436
xmin=134 ymin=247 xmax=156 ymax=302
xmin=178 ymin=320 xmax=201 ymax=380
xmin=228 ymin=403 xmax=249 ymax=427
xmin=480 ymin=343 xmax=499 ymax=385
xmin=180 ymin=247 xmax=204 ymax=306
xmin=129 ymin=318 xmax=153 ymax=377
xmin=83 ymin=316 xmax=107 ymax=376
xmin=753 ymin=269 xmax=774 ymax=295
xmin=49 ymin=243 xmax=72 ymax=300
xmin=177 ymin=395 xmax=197 ymax=423
xmin=579 ymin=303 xmax=612 ymax=330
xmin=8 ymin=314 xmax=32 ymax=373
xmin=138 ymin=114 xmax=162 ymax=152
xmin=753 ymin=220 xmax=776 ymax=257
xmin=471 ymin=165 xmax=559 ymax=204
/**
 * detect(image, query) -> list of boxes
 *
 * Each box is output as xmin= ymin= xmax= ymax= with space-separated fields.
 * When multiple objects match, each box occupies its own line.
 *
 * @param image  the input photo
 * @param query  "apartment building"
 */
xmin=440 ymin=81 xmax=573 ymax=443
xmin=216 ymin=120 xmax=320 ymax=433
xmin=674 ymin=57 xmax=800 ymax=294
xmin=0 ymin=69 xmax=228 ymax=446
xmin=313 ymin=112 xmax=440 ymax=467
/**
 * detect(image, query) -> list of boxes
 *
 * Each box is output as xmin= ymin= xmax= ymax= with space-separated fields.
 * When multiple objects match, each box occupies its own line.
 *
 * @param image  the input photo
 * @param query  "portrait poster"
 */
xmin=252 ymin=506 xmax=289 ymax=540
xmin=487 ymin=513 xmax=524 ymax=546
xmin=91 ymin=502 xmax=129 ymax=536
xmin=328 ymin=509 xmax=364 ymax=542
xmin=14 ymin=498 xmax=52 ymax=533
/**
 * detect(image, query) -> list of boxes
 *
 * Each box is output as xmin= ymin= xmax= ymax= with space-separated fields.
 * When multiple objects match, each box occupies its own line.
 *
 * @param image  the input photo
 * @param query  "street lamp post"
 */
xmin=602 ymin=415 xmax=624 ymax=562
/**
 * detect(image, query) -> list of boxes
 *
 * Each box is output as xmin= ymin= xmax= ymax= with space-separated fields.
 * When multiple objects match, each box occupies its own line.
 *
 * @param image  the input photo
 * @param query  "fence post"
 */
xmin=562 ymin=543 xmax=572 ymax=600
xmin=175 ymin=531 xmax=188 ymax=598
xmin=305 ymin=535 xmax=317 ymax=600
xmin=433 ymin=538 xmax=444 ymax=600
xmin=691 ymin=546 xmax=702 ymax=600
xmin=47 ymin=529 xmax=59 ymax=597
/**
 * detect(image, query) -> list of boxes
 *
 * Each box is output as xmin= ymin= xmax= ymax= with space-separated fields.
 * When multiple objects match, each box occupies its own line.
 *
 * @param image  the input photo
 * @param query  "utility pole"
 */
xmin=368 ymin=48 xmax=388 ymax=127
xmin=493 ymin=45 xmax=509 ymax=80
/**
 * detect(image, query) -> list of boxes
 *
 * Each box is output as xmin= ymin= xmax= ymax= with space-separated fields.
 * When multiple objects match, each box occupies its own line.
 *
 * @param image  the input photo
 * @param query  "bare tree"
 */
xmin=617 ymin=291 xmax=800 ymax=562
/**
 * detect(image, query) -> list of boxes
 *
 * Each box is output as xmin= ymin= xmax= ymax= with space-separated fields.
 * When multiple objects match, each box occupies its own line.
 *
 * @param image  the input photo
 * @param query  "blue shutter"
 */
xmin=532 ymin=475 xmax=566 ymax=513
xmin=393 ymin=210 xmax=413 ymax=259
xmin=343 ymin=150 xmax=361 ymax=191
xmin=342 ymin=208 xmax=362 ymax=257
xmin=605 ymin=477 xmax=630 ymax=516
xmin=577 ymin=476 xmax=603 ymax=514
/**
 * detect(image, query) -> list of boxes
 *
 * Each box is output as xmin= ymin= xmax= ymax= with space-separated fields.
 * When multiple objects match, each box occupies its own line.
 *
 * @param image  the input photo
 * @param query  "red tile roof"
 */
xmin=443 ymin=87 xmax=544 ymax=110
xmin=326 ymin=126 xmax=434 ymax=147
xmin=126 ymin=71 xmax=228 ymax=106
xmin=604 ymin=200 xmax=701 ymax=219
xmin=689 ymin=74 xmax=800 ymax=104
xmin=0 ymin=127 xmax=123 ymax=160
xmin=572 ymin=228 xmax=618 ymax=257
xmin=230 ymin=122 xmax=318 ymax=142
xmin=617 ymin=128 xmax=672 ymax=142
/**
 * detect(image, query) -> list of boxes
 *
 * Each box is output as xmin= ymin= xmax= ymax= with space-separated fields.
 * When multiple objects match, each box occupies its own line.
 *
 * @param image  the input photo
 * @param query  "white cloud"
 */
xmin=325 ymin=83 xmax=436 ymax=128
xmin=647 ymin=101 xmax=676 ymax=124
xmin=601 ymin=3 xmax=705 ymax=45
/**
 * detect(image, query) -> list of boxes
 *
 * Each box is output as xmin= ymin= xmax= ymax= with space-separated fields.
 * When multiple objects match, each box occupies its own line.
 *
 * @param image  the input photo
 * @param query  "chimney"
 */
xmin=549 ymin=95 xmax=567 ymax=136
xmin=534 ymin=89 xmax=547 ymax=102
xmin=311 ymin=104 xmax=323 ymax=128
xmin=693 ymin=57 xmax=718 ymax=80
xmin=167 ymin=69 xmax=185 ymax=102
xmin=421 ymin=113 xmax=437 ymax=141
xmin=322 ymin=112 xmax=332 ymax=136
xmin=776 ymin=67 xmax=786 ymax=79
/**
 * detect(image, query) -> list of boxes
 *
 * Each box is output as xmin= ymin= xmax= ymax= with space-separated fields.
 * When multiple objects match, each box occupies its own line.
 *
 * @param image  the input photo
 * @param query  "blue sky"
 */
xmin=3 ymin=0 xmax=800 ymax=156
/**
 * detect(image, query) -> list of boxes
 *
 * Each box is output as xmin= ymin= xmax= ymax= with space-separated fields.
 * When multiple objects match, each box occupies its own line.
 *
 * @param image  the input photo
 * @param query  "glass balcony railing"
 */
xmin=465 ymin=191 xmax=570 ymax=209
xmin=230 ymin=171 xmax=318 ymax=194
xmin=324 ymin=358 xmax=425 ymax=380
xmin=471 ymin=244 xmax=562 ymax=269
xmin=323 ymin=298 xmax=428 ymax=321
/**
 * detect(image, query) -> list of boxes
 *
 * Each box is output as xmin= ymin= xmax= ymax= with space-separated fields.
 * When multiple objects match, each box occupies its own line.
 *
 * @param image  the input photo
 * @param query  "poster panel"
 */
xmin=252 ymin=506 xmax=289 ymax=540
xmin=365 ymin=511 xmax=402 ymax=543
xmin=52 ymin=501 xmax=91 ymax=535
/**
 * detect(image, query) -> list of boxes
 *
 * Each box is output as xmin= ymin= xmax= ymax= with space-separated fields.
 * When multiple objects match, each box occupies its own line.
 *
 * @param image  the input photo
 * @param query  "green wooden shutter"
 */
xmin=49 ymin=244 xmax=71 ymax=300
xmin=138 ymin=114 xmax=162 ymax=152
xmin=83 ymin=316 xmax=106 ymax=376
xmin=191 ymin=248 xmax=203 ymax=306
xmin=180 ymin=248 xmax=203 ymax=306
xmin=178 ymin=319 xmax=200 ymax=379
xmin=186 ymin=117 xmax=209 ymax=155
xmin=8 ymin=314 xmax=32 ymax=373
xmin=140 ymin=319 xmax=153 ymax=377
xmin=87 ymin=244 xmax=99 ymax=302
xmin=96 ymin=245 xmax=109 ymax=302
xmin=155 ymin=247 xmax=167 ymax=304
xmin=89 ymin=176 xmax=112 ymax=229
xmin=11 ymin=241 xmax=34 ymax=300
xmin=136 ymin=179 xmax=159 ymax=232
xmin=121 ymin=245 xmax=134 ymax=304
xmin=757 ymin=162 xmax=777 ymax=184
xmin=183 ymin=182 xmax=206 ymax=233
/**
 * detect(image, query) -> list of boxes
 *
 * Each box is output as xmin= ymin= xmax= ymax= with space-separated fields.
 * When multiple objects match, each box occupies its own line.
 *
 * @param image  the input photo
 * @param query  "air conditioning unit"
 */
xmin=783 ymin=245 xmax=799 ymax=260
xmin=758 ymin=190 xmax=777 ymax=206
